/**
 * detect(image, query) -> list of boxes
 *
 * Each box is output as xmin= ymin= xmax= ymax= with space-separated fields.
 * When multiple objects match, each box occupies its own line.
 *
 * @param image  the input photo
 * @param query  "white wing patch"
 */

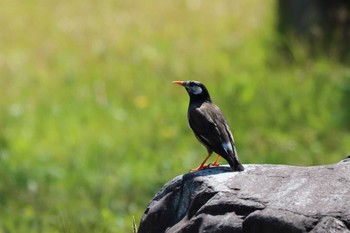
xmin=222 ymin=142 xmax=233 ymax=153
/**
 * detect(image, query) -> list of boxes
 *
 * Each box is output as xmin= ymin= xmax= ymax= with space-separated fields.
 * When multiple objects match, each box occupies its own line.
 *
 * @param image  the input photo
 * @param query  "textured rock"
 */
xmin=138 ymin=158 xmax=350 ymax=233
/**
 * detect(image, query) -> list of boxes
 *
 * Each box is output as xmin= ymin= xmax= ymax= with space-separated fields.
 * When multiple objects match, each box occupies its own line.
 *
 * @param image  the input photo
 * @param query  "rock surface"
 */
xmin=138 ymin=158 xmax=350 ymax=233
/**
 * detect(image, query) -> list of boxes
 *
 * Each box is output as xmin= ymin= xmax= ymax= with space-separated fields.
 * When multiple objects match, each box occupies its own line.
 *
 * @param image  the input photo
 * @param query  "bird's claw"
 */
xmin=190 ymin=163 xmax=211 ymax=172
xmin=209 ymin=162 xmax=221 ymax=167
xmin=190 ymin=162 xmax=221 ymax=172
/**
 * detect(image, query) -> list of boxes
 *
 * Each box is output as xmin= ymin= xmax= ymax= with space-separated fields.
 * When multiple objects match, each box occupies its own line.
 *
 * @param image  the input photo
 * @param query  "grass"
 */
xmin=1 ymin=0 xmax=350 ymax=232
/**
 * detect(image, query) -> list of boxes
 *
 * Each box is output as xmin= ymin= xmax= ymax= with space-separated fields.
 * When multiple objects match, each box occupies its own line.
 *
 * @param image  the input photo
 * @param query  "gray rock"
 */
xmin=310 ymin=216 xmax=349 ymax=233
xmin=138 ymin=158 xmax=350 ymax=233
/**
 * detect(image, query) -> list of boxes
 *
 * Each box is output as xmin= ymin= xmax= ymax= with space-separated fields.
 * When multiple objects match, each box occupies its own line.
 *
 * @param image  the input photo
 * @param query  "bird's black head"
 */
xmin=173 ymin=80 xmax=211 ymax=102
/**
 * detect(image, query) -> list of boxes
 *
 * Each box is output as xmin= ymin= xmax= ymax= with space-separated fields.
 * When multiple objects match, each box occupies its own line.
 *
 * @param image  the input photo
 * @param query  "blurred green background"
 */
xmin=1 ymin=0 xmax=350 ymax=232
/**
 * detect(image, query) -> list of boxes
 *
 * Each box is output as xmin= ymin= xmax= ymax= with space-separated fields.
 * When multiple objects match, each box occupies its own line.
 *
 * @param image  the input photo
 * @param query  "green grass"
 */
xmin=1 ymin=0 xmax=350 ymax=232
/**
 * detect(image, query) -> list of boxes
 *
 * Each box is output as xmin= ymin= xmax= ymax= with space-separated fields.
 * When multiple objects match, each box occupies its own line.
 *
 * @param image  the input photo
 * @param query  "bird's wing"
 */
xmin=188 ymin=103 xmax=234 ymax=154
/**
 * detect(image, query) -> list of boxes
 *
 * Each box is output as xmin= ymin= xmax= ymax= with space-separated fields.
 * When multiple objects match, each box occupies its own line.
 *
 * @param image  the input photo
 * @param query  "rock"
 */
xmin=138 ymin=158 xmax=350 ymax=233
xmin=310 ymin=216 xmax=349 ymax=233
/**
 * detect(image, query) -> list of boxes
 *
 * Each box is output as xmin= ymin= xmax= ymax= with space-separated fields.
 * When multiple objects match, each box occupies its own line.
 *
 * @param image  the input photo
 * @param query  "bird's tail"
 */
xmin=222 ymin=141 xmax=244 ymax=171
xmin=234 ymin=162 xmax=245 ymax=171
xmin=227 ymin=156 xmax=244 ymax=172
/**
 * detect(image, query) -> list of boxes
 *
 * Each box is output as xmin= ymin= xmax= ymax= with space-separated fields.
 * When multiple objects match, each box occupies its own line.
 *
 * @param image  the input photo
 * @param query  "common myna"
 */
xmin=173 ymin=80 xmax=244 ymax=172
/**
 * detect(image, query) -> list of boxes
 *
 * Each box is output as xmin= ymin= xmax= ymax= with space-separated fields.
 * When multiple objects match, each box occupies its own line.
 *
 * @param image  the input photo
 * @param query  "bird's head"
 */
xmin=173 ymin=80 xmax=211 ymax=101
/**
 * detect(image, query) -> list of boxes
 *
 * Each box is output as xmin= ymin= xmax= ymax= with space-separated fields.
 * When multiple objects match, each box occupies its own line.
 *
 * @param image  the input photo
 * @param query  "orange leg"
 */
xmin=190 ymin=152 xmax=213 ymax=172
xmin=210 ymin=155 xmax=221 ymax=167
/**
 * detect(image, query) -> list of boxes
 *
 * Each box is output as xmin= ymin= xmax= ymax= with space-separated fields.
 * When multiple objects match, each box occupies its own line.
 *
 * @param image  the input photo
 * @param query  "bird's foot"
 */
xmin=209 ymin=161 xmax=221 ymax=167
xmin=208 ymin=155 xmax=221 ymax=167
xmin=190 ymin=164 xmax=211 ymax=172
xmin=189 ymin=161 xmax=221 ymax=172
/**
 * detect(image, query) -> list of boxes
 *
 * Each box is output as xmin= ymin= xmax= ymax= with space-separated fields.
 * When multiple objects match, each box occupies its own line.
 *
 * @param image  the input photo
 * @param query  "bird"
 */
xmin=173 ymin=80 xmax=244 ymax=172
